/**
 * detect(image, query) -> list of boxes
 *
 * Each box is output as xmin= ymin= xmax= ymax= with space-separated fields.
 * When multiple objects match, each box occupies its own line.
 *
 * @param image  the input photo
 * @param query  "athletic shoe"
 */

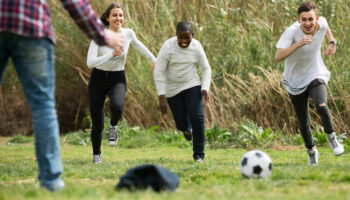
xmin=41 ymin=179 xmax=65 ymax=191
xmin=194 ymin=155 xmax=204 ymax=163
xmin=326 ymin=132 xmax=344 ymax=156
xmin=306 ymin=147 xmax=319 ymax=166
xmin=108 ymin=124 xmax=118 ymax=146
xmin=93 ymin=154 xmax=102 ymax=164
xmin=183 ymin=129 xmax=192 ymax=141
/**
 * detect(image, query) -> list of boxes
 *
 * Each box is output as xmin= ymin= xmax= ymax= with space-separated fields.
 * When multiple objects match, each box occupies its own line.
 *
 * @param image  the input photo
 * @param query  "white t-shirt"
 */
xmin=276 ymin=17 xmax=330 ymax=95
xmin=154 ymin=37 xmax=211 ymax=98
xmin=87 ymin=28 xmax=156 ymax=71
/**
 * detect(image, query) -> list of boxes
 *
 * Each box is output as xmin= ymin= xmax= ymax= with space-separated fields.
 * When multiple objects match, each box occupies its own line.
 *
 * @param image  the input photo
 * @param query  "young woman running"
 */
xmin=275 ymin=1 xmax=344 ymax=166
xmin=87 ymin=3 xmax=156 ymax=164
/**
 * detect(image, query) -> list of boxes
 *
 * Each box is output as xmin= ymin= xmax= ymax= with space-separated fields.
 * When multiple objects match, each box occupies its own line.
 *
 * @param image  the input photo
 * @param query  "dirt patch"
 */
xmin=272 ymin=143 xmax=303 ymax=151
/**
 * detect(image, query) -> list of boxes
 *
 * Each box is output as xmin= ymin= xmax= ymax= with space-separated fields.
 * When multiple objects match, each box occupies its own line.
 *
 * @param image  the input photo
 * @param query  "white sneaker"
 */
xmin=108 ymin=125 xmax=118 ymax=146
xmin=307 ymin=147 xmax=319 ymax=166
xmin=93 ymin=154 xmax=102 ymax=164
xmin=326 ymin=132 xmax=344 ymax=156
xmin=41 ymin=179 xmax=65 ymax=191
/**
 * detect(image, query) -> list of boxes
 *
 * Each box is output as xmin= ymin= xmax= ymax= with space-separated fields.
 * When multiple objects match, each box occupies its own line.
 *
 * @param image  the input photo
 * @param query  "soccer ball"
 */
xmin=239 ymin=150 xmax=272 ymax=179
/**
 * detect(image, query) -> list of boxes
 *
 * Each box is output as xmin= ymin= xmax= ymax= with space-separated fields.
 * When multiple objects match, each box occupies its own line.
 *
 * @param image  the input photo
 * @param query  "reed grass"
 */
xmin=0 ymin=0 xmax=348 ymax=135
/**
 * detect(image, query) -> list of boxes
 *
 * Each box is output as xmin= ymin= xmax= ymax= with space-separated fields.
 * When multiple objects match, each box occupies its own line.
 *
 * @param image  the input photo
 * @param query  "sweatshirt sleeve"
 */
xmin=197 ymin=42 xmax=212 ymax=92
xmin=86 ymin=40 xmax=114 ymax=68
xmin=154 ymin=42 xmax=169 ymax=96
xmin=130 ymin=30 xmax=156 ymax=63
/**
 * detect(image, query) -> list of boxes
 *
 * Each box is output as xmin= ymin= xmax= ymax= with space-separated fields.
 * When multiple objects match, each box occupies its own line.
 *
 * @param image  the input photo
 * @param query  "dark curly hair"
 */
xmin=100 ymin=3 xmax=123 ymax=26
xmin=298 ymin=1 xmax=317 ymax=16
xmin=176 ymin=21 xmax=193 ymax=34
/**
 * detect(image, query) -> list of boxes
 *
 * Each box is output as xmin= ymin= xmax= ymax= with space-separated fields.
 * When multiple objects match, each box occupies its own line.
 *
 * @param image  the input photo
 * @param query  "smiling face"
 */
xmin=298 ymin=9 xmax=318 ymax=35
xmin=107 ymin=7 xmax=124 ymax=31
xmin=177 ymin=31 xmax=193 ymax=48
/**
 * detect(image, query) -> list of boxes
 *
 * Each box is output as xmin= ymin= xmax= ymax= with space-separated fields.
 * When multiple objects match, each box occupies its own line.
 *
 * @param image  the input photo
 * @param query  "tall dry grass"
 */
xmin=0 ymin=0 xmax=349 ymax=136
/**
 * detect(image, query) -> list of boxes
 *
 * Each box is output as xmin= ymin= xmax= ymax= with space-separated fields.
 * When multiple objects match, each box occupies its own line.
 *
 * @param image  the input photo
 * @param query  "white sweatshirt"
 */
xmin=154 ymin=37 xmax=211 ymax=98
xmin=87 ymin=28 xmax=156 ymax=71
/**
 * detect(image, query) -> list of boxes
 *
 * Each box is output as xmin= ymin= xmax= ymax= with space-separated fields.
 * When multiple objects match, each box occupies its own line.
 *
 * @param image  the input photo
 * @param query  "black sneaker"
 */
xmin=183 ymin=129 xmax=192 ymax=141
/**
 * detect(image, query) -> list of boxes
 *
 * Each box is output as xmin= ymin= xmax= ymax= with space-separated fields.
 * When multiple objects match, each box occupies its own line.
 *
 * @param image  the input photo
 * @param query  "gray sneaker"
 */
xmin=108 ymin=125 xmax=118 ymax=146
xmin=307 ymin=147 xmax=319 ymax=166
xmin=183 ymin=129 xmax=192 ymax=141
xmin=326 ymin=132 xmax=344 ymax=156
xmin=93 ymin=154 xmax=102 ymax=164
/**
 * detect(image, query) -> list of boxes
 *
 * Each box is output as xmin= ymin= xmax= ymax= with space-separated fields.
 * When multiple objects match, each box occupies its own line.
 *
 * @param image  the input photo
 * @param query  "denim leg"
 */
xmin=289 ymin=92 xmax=314 ymax=149
xmin=184 ymin=86 xmax=205 ymax=159
xmin=167 ymin=93 xmax=191 ymax=132
xmin=10 ymin=36 xmax=63 ymax=186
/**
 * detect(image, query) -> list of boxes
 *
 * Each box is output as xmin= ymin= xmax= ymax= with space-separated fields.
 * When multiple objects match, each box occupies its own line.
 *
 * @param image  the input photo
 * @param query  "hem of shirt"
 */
xmin=95 ymin=66 xmax=125 ymax=71
xmin=282 ymin=75 xmax=330 ymax=95
xmin=165 ymin=82 xmax=201 ymax=98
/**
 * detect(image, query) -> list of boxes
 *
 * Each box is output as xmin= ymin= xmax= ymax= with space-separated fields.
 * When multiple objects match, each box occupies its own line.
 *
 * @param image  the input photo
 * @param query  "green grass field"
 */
xmin=1 ymin=131 xmax=350 ymax=200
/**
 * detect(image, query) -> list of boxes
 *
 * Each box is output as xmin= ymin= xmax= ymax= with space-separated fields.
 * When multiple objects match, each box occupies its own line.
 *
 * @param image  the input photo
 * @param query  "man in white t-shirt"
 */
xmin=275 ymin=1 xmax=344 ymax=166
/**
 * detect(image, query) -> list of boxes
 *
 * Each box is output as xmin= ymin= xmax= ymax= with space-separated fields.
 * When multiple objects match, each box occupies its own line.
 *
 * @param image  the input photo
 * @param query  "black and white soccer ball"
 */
xmin=239 ymin=150 xmax=272 ymax=179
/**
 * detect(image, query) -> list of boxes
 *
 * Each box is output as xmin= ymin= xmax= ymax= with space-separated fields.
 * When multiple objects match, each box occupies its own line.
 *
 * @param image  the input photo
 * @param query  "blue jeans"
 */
xmin=167 ymin=86 xmax=205 ymax=159
xmin=0 ymin=32 xmax=63 ymax=187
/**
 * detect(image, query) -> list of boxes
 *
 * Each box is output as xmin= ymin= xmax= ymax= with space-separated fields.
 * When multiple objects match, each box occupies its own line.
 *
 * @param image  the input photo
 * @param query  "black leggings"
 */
xmin=88 ymin=68 xmax=126 ymax=155
xmin=289 ymin=79 xmax=334 ymax=149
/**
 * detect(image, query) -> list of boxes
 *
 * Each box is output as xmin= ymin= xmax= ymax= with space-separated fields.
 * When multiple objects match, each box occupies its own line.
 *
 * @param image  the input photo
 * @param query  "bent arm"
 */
xmin=86 ymin=41 xmax=113 ymax=68
xmin=325 ymin=26 xmax=335 ymax=42
xmin=324 ymin=26 xmax=336 ymax=55
xmin=275 ymin=43 xmax=301 ymax=63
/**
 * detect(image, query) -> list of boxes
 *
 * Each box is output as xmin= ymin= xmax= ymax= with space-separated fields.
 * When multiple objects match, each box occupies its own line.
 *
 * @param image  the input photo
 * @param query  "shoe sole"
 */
xmin=109 ymin=142 xmax=116 ymax=146
xmin=335 ymin=151 xmax=344 ymax=156
xmin=108 ymin=138 xmax=119 ymax=146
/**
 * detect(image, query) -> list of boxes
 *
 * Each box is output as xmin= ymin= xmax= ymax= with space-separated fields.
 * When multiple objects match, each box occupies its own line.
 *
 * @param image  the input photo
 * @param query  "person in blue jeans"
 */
xmin=154 ymin=21 xmax=211 ymax=163
xmin=0 ymin=0 xmax=123 ymax=191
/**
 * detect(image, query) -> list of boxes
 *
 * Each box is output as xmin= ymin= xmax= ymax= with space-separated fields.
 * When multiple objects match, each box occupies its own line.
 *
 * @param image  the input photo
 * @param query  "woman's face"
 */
xmin=107 ymin=7 xmax=124 ymax=30
xmin=177 ymin=31 xmax=193 ymax=48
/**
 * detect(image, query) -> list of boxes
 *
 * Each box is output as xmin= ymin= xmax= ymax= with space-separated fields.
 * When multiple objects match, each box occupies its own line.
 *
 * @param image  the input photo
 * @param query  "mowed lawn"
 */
xmin=1 ymin=136 xmax=350 ymax=200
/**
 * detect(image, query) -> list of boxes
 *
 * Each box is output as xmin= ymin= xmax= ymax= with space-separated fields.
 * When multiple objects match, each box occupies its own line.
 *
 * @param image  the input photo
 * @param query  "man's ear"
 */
xmin=296 ymin=16 xmax=300 ymax=22
xmin=316 ymin=16 xmax=319 ymax=20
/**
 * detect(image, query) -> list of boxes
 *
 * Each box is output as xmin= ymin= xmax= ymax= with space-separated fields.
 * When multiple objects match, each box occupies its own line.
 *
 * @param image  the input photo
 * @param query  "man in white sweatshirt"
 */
xmin=154 ymin=21 xmax=211 ymax=163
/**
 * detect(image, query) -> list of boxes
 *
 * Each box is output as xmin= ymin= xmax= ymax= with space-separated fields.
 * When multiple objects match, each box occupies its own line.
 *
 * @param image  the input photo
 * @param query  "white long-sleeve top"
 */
xmin=154 ymin=37 xmax=211 ymax=98
xmin=87 ymin=28 xmax=156 ymax=71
